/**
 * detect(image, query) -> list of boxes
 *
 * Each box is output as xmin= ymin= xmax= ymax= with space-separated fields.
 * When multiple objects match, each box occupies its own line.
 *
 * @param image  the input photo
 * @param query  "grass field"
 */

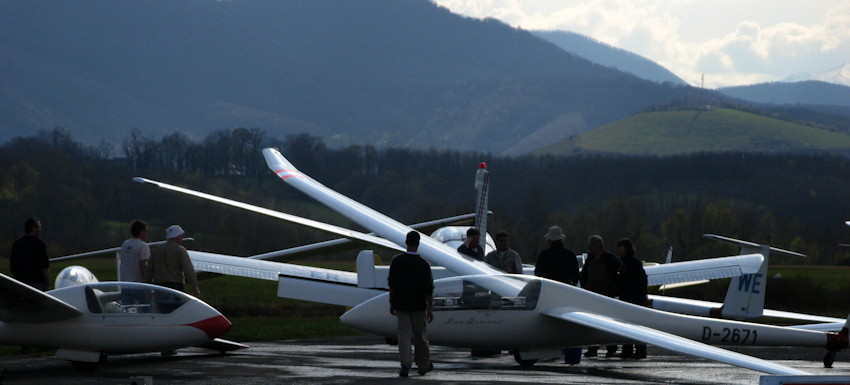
xmin=537 ymin=108 xmax=850 ymax=156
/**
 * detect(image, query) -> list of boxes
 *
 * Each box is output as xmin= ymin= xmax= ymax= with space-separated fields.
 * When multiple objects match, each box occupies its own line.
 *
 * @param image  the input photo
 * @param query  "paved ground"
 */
xmin=0 ymin=336 xmax=847 ymax=384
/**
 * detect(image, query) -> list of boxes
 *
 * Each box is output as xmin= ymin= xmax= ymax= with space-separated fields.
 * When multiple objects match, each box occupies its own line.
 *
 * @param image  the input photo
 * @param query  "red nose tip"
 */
xmin=188 ymin=315 xmax=232 ymax=339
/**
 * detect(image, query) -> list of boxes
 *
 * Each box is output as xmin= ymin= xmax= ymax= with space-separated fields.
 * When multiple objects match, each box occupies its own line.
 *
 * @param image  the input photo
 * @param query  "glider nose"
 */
xmin=189 ymin=315 xmax=232 ymax=339
xmin=340 ymin=305 xmax=365 ymax=329
xmin=340 ymin=296 xmax=395 ymax=336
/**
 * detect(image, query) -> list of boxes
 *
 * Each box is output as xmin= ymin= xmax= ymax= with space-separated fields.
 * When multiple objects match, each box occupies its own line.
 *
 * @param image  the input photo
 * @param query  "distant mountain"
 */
xmin=534 ymin=108 xmax=850 ymax=156
xmin=0 ymin=0 xmax=700 ymax=154
xmin=718 ymin=81 xmax=850 ymax=107
xmin=784 ymin=63 xmax=850 ymax=87
xmin=533 ymin=30 xmax=686 ymax=85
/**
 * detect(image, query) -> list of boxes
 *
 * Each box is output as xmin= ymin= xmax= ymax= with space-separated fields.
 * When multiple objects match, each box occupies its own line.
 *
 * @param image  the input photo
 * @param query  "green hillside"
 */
xmin=536 ymin=108 xmax=850 ymax=156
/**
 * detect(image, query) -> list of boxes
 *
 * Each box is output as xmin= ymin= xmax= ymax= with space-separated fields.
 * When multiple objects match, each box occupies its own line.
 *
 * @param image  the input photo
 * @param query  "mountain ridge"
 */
xmin=533 ymin=30 xmax=686 ymax=85
xmin=0 ymin=0 xmax=694 ymax=154
xmin=718 ymin=81 xmax=850 ymax=108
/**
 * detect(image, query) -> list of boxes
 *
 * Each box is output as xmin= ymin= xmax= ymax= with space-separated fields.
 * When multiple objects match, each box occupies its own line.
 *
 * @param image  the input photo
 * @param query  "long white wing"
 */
xmin=248 ymin=212 xmax=479 ymax=261
xmin=703 ymin=234 xmax=806 ymax=258
xmin=650 ymin=294 xmax=844 ymax=324
xmin=544 ymin=310 xmax=810 ymax=375
xmin=133 ymin=177 xmax=404 ymax=253
xmin=644 ymin=253 xmax=763 ymax=286
xmin=262 ymin=148 xmax=500 ymax=276
xmin=791 ymin=322 xmax=845 ymax=332
xmin=189 ymin=250 xmax=382 ymax=307
xmin=51 ymin=240 xmax=177 ymax=262
xmin=0 ymin=273 xmax=83 ymax=323
xmin=189 ymin=250 xmax=358 ymax=284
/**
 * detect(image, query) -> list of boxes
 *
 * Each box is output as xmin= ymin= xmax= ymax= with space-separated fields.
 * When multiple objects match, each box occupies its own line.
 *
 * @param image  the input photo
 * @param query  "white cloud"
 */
xmin=433 ymin=0 xmax=850 ymax=87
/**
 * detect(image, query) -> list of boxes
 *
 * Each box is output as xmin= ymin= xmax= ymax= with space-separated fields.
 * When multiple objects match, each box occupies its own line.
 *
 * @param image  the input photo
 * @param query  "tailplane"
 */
xmin=704 ymin=234 xmax=806 ymax=320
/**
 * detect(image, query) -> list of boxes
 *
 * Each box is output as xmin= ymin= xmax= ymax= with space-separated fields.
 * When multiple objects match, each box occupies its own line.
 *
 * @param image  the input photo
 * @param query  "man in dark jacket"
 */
xmin=10 ymin=218 xmax=51 ymax=291
xmin=388 ymin=231 xmax=434 ymax=377
xmin=457 ymin=228 xmax=485 ymax=261
xmin=580 ymin=234 xmax=621 ymax=357
xmin=534 ymin=226 xmax=579 ymax=285
xmin=616 ymin=237 xmax=648 ymax=359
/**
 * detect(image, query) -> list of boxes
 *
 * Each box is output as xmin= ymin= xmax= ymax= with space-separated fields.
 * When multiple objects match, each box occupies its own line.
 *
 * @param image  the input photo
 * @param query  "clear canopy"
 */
xmin=432 ymin=275 xmax=541 ymax=311
xmin=85 ymin=282 xmax=190 ymax=314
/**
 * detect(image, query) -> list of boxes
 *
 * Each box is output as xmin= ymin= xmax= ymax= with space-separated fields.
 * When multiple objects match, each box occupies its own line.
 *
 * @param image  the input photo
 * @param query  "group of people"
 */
xmin=534 ymin=226 xmax=648 ymax=359
xmin=457 ymin=225 xmax=648 ymax=358
xmin=578 ymin=232 xmax=648 ymax=359
xmin=387 ymin=226 xmax=649 ymax=377
xmin=8 ymin=218 xmax=200 ymax=298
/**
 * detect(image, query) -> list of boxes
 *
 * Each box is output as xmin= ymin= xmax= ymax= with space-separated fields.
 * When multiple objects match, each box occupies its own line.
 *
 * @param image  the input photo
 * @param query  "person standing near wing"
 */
xmin=616 ymin=237 xmax=648 ymax=359
xmin=145 ymin=225 xmax=200 ymax=297
xmin=10 ymin=218 xmax=51 ymax=291
xmin=534 ymin=226 xmax=579 ymax=285
xmin=119 ymin=219 xmax=150 ymax=282
xmin=580 ymin=234 xmax=621 ymax=358
xmin=457 ymin=228 xmax=485 ymax=261
xmin=388 ymin=231 xmax=434 ymax=377
xmin=484 ymin=230 xmax=523 ymax=274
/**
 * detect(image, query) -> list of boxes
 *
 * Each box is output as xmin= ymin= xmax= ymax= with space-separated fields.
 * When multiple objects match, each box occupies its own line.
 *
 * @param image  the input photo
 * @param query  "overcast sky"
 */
xmin=434 ymin=0 xmax=850 ymax=88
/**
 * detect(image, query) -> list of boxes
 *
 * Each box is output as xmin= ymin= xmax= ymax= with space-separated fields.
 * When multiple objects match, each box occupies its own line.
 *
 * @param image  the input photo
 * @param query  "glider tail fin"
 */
xmin=703 ymin=234 xmax=806 ymax=320
xmin=473 ymin=162 xmax=489 ymax=237
xmin=720 ymin=244 xmax=769 ymax=320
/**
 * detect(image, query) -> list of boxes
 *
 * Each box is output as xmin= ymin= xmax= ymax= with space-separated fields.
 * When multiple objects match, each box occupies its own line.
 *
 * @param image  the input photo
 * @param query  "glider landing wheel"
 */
xmin=512 ymin=351 xmax=538 ymax=367
xmin=824 ymin=351 xmax=836 ymax=368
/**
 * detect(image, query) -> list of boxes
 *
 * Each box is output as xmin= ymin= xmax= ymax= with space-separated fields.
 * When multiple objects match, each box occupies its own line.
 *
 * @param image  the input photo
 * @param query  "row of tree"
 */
xmin=3 ymin=128 xmax=850 ymax=267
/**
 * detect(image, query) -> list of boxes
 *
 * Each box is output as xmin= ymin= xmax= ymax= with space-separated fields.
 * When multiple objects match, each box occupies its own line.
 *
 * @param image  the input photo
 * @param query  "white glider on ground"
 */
xmin=262 ymin=148 xmax=849 ymax=375
xmin=130 ymin=148 xmax=849 ymax=376
xmin=0 ymin=266 xmax=242 ymax=371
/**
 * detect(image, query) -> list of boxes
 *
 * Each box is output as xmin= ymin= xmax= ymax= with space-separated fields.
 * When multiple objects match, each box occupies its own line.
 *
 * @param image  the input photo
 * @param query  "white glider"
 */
xmin=128 ymin=148 xmax=848 ymax=376
xmin=0 ymin=266 xmax=242 ymax=371
xmin=259 ymin=147 xmax=847 ymax=375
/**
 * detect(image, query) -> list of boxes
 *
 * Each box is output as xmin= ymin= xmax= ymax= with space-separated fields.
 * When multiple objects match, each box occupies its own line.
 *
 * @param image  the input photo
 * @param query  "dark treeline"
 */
xmin=3 ymin=128 xmax=850 ymax=267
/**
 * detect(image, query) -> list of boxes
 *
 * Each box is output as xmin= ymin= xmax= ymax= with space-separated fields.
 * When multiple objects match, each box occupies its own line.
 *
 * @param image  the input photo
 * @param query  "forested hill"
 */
xmin=1 ymin=0 xmax=698 ymax=154
xmin=3 ymin=129 xmax=850 ymax=267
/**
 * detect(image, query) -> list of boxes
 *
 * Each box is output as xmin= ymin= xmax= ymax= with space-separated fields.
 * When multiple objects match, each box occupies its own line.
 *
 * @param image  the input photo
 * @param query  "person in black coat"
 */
xmin=10 ymin=218 xmax=51 ymax=291
xmin=457 ymin=228 xmax=485 ymax=261
xmin=534 ymin=226 xmax=579 ymax=285
xmin=580 ymin=234 xmax=621 ymax=357
xmin=616 ymin=237 xmax=648 ymax=359
xmin=388 ymin=231 xmax=435 ymax=377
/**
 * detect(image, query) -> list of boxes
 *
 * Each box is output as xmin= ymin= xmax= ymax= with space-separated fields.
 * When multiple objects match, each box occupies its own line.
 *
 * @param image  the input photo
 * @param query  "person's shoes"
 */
xmin=618 ymin=352 xmax=634 ymax=359
xmin=584 ymin=348 xmax=598 ymax=357
xmin=417 ymin=363 xmax=433 ymax=375
xmin=605 ymin=350 xmax=619 ymax=357
xmin=634 ymin=352 xmax=647 ymax=359
xmin=399 ymin=367 xmax=409 ymax=377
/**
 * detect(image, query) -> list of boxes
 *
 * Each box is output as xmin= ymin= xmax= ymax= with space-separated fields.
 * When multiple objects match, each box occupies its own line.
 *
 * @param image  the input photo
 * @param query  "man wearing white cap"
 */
xmin=145 ymin=224 xmax=200 ymax=297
